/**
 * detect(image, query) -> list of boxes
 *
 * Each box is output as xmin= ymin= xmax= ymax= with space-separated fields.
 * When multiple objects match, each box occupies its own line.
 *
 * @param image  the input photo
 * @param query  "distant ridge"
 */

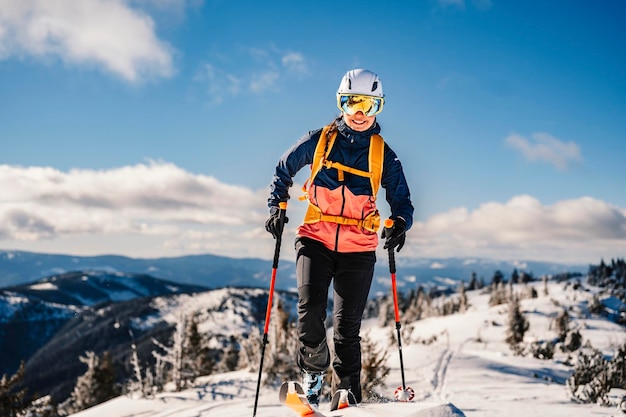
xmin=0 ymin=250 xmax=587 ymax=297
xmin=0 ymin=250 xmax=283 ymax=289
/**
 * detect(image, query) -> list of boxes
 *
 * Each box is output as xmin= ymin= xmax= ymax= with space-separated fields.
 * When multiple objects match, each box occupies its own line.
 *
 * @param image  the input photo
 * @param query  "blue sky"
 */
xmin=1 ymin=0 xmax=625 ymax=265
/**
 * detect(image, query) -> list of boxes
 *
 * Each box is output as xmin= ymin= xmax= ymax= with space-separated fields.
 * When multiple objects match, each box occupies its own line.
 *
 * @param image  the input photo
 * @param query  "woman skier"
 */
xmin=265 ymin=68 xmax=414 ymax=407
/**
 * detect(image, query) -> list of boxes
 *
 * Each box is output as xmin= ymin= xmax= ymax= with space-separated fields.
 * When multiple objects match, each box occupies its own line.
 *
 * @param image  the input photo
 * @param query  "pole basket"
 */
xmin=394 ymin=386 xmax=415 ymax=402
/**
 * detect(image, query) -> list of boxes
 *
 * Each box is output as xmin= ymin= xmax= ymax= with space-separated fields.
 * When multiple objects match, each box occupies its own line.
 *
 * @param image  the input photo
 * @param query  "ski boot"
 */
xmin=302 ymin=370 xmax=325 ymax=409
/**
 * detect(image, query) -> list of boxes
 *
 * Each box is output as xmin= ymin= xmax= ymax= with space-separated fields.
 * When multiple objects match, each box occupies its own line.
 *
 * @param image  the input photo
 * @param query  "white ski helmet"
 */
xmin=337 ymin=69 xmax=384 ymax=98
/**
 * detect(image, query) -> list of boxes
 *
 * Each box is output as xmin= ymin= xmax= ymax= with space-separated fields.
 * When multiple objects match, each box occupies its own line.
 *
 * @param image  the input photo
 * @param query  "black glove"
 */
xmin=265 ymin=206 xmax=289 ymax=239
xmin=382 ymin=217 xmax=407 ymax=252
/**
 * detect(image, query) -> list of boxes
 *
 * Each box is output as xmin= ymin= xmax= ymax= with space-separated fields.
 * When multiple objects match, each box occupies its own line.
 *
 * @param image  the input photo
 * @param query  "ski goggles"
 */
xmin=337 ymin=94 xmax=385 ymax=117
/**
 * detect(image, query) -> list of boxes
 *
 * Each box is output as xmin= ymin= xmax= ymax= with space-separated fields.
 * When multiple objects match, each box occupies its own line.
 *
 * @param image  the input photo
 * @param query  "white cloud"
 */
xmin=505 ymin=132 xmax=583 ymax=170
xmin=282 ymin=52 xmax=307 ymax=74
xmin=0 ymin=0 xmax=174 ymax=82
xmin=0 ymin=161 xmax=266 ymax=243
xmin=406 ymin=195 xmax=626 ymax=264
xmin=196 ymin=47 xmax=309 ymax=102
xmin=195 ymin=63 xmax=243 ymax=104
xmin=249 ymin=70 xmax=279 ymax=93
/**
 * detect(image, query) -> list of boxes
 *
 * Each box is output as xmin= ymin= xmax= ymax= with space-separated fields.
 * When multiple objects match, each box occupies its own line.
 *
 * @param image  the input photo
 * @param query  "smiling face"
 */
xmin=342 ymin=111 xmax=376 ymax=131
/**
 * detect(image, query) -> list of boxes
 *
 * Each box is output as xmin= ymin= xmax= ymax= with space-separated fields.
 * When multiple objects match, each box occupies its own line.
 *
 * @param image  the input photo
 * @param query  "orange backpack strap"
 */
xmin=368 ymin=133 xmax=384 ymax=199
xmin=299 ymin=124 xmax=338 ymax=201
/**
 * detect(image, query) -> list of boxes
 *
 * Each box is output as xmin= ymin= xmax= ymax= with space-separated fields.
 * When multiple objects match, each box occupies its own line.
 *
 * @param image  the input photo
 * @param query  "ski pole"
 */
xmin=384 ymin=219 xmax=415 ymax=402
xmin=253 ymin=202 xmax=287 ymax=417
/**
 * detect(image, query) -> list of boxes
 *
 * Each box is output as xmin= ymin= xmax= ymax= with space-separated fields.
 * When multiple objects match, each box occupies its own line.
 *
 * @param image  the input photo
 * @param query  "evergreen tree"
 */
xmin=127 ymin=336 xmax=146 ymax=397
xmin=183 ymin=314 xmax=212 ymax=380
xmin=562 ymin=329 xmax=583 ymax=352
xmin=468 ymin=272 xmax=478 ymax=291
xmin=609 ymin=343 xmax=626 ymax=390
xmin=458 ymin=283 xmax=468 ymax=313
xmin=378 ymin=294 xmax=395 ymax=327
xmin=554 ymin=308 xmax=570 ymax=341
xmin=239 ymin=326 xmax=263 ymax=372
xmin=262 ymin=295 xmax=299 ymax=384
xmin=359 ymin=331 xmax=390 ymax=400
xmin=0 ymin=361 xmax=27 ymax=417
xmin=67 ymin=350 xmax=116 ymax=413
xmin=489 ymin=282 xmax=508 ymax=306
xmin=568 ymin=342 xmax=626 ymax=404
xmin=567 ymin=345 xmax=611 ymax=404
xmin=505 ymin=297 xmax=529 ymax=353
xmin=529 ymin=340 xmax=555 ymax=360
xmin=491 ymin=270 xmax=505 ymax=287
xmin=152 ymin=314 xmax=189 ymax=391
xmin=22 ymin=394 xmax=58 ymax=417
xmin=520 ymin=271 xmax=533 ymax=284
xmin=588 ymin=294 xmax=604 ymax=315
xmin=511 ymin=269 xmax=519 ymax=284
xmin=96 ymin=351 xmax=118 ymax=403
xmin=218 ymin=336 xmax=240 ymax=373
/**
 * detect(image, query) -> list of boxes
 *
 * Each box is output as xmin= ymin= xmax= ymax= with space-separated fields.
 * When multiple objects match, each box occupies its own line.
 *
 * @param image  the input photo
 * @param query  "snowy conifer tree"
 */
xmin=152 ymin=314 xmax=188 ymax=391
xmin=359 ymin=330 xmax=390 ymax=400
xmin=217 ymin=336 xmax=240 ymax=373
xmin=554 ymin=308 xmax=570 ymax=341
xmin=21 ymin=394 xmax=57 ymax=417
xmin=127 ymin=339 xmax=145 ymax=397
xmin=239 ymin=326 xmax=262 ymax=372
xmin=505 ymin=297 xmax=529 ymax=354
xmin=66 ymin=350 xmax=116 ymax=413
xmin=184 ymin=314 xmax=212 ymax=379
xmin=0 ymin=361 xmax=27 ymax=417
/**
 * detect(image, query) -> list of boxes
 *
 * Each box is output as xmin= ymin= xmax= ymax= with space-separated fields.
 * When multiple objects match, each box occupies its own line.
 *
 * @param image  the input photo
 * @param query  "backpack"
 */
xmin=300 ymin=122 xmax=385 ymax=232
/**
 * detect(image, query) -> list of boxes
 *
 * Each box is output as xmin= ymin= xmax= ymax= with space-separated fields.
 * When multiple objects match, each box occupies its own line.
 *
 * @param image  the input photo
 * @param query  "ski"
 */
xmin=329 ymin=388 xmax=357 ymax=411
xmin=279 ymin=381 xmax=321 ymax=416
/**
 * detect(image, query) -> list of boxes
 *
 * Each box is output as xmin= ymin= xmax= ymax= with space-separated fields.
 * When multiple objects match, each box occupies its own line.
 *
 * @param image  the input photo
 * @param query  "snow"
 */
xmin=29 ymin=282 xmax=59 ymax=291
xmin=69 ymin=280 xmax=625 ymax=417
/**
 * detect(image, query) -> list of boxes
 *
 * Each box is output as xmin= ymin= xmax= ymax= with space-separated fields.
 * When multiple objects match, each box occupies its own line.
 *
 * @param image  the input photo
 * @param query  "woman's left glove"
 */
xmin=265 ymin=206 xmax=289 ymax=239
xmin=382 ymin=217 xmax=407 ymax=252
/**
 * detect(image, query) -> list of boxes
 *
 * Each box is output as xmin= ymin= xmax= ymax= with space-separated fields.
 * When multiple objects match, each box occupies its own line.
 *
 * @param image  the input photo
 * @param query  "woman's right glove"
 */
xmin=265 ymin=206 xmax=289 ymax=239
xmin=381 ymin=217 xmax=407 ymax=252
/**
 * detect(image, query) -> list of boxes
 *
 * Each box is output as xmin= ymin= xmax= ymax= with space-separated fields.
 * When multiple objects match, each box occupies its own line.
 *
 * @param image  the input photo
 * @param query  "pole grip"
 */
xmin=384 ymin=218 xmax=396 ymax=274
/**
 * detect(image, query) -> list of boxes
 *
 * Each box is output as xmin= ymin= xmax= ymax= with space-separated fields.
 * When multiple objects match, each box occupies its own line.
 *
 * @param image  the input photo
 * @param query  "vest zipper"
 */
xmin=334 ymin=184 xmax=347 ymax=251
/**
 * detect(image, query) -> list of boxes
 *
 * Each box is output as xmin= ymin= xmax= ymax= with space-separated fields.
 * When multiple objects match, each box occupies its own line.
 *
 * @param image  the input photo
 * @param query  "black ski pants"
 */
xmin=294 ymin=237 xmax=375 ymax=391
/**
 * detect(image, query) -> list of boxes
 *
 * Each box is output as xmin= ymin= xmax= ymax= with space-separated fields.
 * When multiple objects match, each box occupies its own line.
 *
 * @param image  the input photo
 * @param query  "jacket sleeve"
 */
xmin=268 ymin=129 xmax=321 ymax=208
xmin=381 ymin=143 xmax=414 ymax=230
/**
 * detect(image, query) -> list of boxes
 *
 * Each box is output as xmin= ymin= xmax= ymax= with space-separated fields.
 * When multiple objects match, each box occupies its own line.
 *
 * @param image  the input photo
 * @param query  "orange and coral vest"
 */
xmin=297 ymin=123 xmax=385 ymax=252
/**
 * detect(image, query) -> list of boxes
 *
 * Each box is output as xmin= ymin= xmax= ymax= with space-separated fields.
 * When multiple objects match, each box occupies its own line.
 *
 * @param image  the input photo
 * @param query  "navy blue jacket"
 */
xmin=269 ymin=118 xmax=414 ymax=232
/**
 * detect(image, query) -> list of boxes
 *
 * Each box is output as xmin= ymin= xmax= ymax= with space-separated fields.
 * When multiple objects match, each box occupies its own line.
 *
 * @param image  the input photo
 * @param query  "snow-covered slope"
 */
xmin=0 ymin=270 xmax=208 ymax=377
xmin=70 ymin=279 xmax=626 ymax=417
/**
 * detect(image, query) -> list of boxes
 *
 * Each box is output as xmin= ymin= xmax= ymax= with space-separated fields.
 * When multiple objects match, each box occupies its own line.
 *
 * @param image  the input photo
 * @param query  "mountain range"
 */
xmin=0 ymin=250 xmax=588 ymax=297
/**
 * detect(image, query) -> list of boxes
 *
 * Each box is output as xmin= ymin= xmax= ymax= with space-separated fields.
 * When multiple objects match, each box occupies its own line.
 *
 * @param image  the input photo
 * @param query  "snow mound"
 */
xmin=415 ymin=403 xmax=465 ymax=417
xmin=338 ymin=402 xmax=465 ymax=417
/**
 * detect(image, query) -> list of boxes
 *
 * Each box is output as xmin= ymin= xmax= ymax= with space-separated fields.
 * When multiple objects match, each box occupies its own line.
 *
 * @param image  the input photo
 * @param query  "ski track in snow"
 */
xmin=431 ymin=349 xmax=453 ymax=401
xmin=432 ymin=337 xmax=476 ymax=401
